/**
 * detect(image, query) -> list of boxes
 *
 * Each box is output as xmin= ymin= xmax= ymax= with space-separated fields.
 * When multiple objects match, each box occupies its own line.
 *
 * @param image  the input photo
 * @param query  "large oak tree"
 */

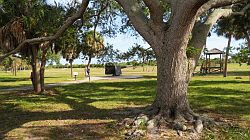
xmin=115 ymin=0 xmax=247 ymax=123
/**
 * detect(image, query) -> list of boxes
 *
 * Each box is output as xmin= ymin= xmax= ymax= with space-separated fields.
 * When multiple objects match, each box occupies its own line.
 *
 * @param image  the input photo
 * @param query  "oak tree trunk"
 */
xmin=31 ymin=45 xmax=42 ymax=93
xmin=115 ymin=0 xmax=237 ymax=125
xmin=40 ymin=47 xmax=48 ymax=92
xmin=186 ymin=58 xmax=196 ymax=83
xmin=145 ymin=5 xmax=200 ymax=121
xmin=152 ymin=46 xmax=194 ymax=121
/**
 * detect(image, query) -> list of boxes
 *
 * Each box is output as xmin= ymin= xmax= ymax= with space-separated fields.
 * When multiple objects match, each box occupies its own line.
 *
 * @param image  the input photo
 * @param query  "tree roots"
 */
xmin=120 ymin=106 xmax=216 ymax=139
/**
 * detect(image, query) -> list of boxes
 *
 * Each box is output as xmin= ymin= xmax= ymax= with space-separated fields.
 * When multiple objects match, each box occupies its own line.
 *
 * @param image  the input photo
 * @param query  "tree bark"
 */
xmin=31 ymin=45 xmax=41 ymax=93
xmin=223 ymin=34 xmax=232 ymax=77
xmin=150 ymin=1 xmax=202 ymax=120
xmin=40 ymin=46 xmax=48 ymax=92
xmin=151 ymin=45 xmax=195 ymax=121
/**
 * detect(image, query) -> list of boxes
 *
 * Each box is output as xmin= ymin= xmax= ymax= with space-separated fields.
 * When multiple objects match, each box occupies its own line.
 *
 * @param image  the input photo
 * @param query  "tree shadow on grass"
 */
xmin=0 ymin=84 xmax=32 ymax=90
xmin=193 ymin=70 xmax=250 ymax=77
xmin=0 ymin=80 xmax=157 ymax=139
xmin=0 ymin=77 xmax=30 ymax=82
xmin=0 ymin=76 xmax=66 ymax=90
xmin=189 ymin=86 xmax=250 ymax=117
xmin=227 ymin=71 xmax=250 ymax=76
xmin=190 ymin=80 xmax=250 ymax=87
xmin=141 ymin=75 xmax=157 ymax=79
xmin=0 ymin=76 xmax=63 ymax=83
xmin=1 ymin=79 xmax=249 ymax=139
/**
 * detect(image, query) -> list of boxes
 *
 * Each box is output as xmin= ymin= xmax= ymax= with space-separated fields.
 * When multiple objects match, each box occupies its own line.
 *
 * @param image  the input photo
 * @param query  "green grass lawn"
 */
xmin=0 ymin=63 xmax=249 ymax=139
xmin=0 ymin=66 xmax=158 ymax=90
xmin=0 ymin=67 xmax=106 ymax=89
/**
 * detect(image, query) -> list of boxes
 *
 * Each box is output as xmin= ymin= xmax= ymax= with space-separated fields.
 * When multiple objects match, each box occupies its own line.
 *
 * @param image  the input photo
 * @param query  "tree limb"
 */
xmin=188 ymin=8 xmax=232 ymax=64
xmin=188 ymin=1 xmax=249 ymax=66
xmin=197 ymin=0 xmax=245 ymax=16
xmin=186 ymin=8 xmax=233 ymax=81
xmin=143 ymin=0 xmax=164 ymax=24
xmin=232 ymin=3 xmax=250 ymax=15
xmin=93 ymin=1 xmax=109 ymax=44
xmin=115 ymin=0 xmax=155 ymax=47
xmin=0 ymin=0 xmax=90 ymax=62
xmin=93 ymin=1 xmax=109 ymax=35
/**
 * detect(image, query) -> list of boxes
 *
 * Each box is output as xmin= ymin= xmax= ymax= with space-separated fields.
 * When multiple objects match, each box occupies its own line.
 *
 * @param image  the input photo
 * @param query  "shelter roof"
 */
xmin=205 ymin=48 xmax=224 ymax=54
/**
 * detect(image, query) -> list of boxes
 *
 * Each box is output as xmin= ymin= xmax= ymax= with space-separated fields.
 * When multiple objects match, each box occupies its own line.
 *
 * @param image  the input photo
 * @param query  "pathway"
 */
xmin=0 ymin=75 xmax=143 ymax=92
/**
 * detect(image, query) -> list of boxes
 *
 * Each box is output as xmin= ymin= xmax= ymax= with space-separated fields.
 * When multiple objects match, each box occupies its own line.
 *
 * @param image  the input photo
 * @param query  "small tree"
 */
xmin=81 ymin=30 xmax=104 ymax=70
xmin=232 ymin=43 xmax=249 ymax=65
xmin=59 ymin=27 xmax=81 ymax=77
xmin=1 ymin=56 xmax=12 ymax=72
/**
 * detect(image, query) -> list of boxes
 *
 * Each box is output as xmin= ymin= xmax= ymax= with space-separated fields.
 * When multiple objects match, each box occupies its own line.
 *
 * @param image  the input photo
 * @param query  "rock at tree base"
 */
xmin=147 ymin=119 xmax=157 ymax=130
xmin=194 ymin=119 xmax=203 ymax=133
xmin=173 ymin=122 xmax=187 ymax=131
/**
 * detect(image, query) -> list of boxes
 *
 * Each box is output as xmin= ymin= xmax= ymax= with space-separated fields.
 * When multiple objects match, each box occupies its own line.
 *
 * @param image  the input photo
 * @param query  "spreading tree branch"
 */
xmin=93 ymin=1 xmax=109 ymax=35
xmin=189 ymin=8 xmax=232 ymax=61
xmin=115 ymin=0 xmax=155 ymax=47
xmin=143 ymin=0 xmax=164 ymax=24
xmin=232 ymin=3 xmax=250 ymax=15
xmin=197 ymin=0 xmax=245 ymax=16
xmin=0 ymin=0 xmax=90 ymax=62
xmin=188 ymin=0 xmax=249 ymax=65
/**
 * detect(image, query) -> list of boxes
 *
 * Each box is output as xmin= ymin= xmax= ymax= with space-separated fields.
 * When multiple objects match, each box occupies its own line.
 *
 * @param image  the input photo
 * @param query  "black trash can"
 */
xmin=105 ymin=63 xmax=122 ymax=76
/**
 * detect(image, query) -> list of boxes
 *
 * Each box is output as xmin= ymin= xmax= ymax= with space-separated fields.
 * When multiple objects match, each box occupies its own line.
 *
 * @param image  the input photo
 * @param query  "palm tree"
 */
xmin=216 ymin=17 xmax=235 ymax=77
xmin=62 ymin=47 xmax=79 ymax=77
xmin=0 ymin=17 xmax=26 ymax=53
xmin=81 ymin=30 xmax=104 ymax=71
xmin=60 ymin=27 xmax=81 ymax=77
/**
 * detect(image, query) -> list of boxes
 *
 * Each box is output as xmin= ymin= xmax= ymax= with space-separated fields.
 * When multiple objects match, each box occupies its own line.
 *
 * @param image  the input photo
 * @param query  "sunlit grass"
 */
xmin=0 ymin=66 xmax=157 ymax=89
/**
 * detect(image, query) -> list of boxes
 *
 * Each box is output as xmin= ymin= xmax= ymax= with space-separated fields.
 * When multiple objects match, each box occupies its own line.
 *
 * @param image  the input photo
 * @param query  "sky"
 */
xmin=47 ymin=0 xmax=244 ymax=64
